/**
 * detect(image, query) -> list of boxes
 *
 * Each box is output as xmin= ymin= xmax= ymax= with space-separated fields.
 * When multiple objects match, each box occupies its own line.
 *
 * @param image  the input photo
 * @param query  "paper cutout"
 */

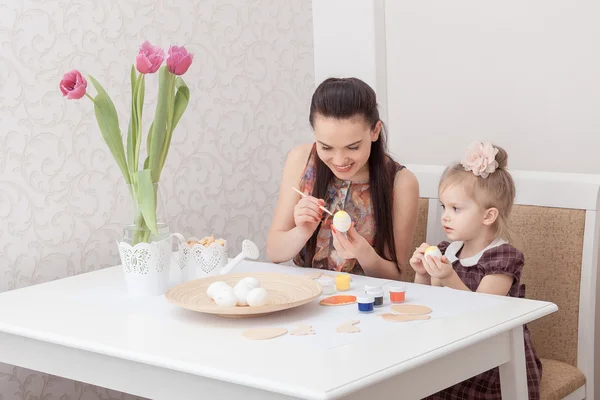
xmin=337 ymin=320 xmax=360 ymax=334
xmin=377 ymin=313 xmax=431 ymax=322
xmin=242 ymin=328 xmax=288 ymax=340
xmin=390 ymin=304 xmax=432 ymax=315
xmin=290 ymin=324 xmax=315 ymax=336
xmin=319 ymin=295 xmax=357 ymax=306
xmin=305 ymin=270 xmax=324 ymax=280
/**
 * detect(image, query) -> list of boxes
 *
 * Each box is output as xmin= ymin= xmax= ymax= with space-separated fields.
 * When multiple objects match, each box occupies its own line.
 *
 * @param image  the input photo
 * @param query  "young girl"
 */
xmin=266 ymin=77 xmax=419 ymax=280
xmin=410 ymin=141 xmax=541 ymax=399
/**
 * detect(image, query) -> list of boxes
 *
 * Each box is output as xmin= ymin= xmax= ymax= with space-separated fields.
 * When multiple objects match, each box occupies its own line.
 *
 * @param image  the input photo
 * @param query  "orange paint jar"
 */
xmin=389 ymin=284 xmax=406 ymax=303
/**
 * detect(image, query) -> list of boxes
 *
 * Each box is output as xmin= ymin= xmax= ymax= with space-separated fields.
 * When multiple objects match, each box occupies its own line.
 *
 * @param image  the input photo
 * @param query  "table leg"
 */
xmin=499 ymin=325 xmax=528 ymax=399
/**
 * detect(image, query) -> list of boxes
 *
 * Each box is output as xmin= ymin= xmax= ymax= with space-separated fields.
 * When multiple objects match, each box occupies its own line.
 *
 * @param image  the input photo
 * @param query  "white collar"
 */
xmin=444 ymin=238 xmax=508 ymax=267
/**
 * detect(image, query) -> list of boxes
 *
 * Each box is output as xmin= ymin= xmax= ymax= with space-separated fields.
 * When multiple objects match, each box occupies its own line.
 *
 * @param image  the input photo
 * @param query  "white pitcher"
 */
xmin=175 ymin=234 xmax=260 ymax=282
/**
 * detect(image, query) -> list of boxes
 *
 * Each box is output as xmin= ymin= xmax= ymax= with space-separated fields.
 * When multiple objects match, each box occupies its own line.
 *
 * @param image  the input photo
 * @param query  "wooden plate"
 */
xmin=165 ymin=273 xmax=323 ymax=318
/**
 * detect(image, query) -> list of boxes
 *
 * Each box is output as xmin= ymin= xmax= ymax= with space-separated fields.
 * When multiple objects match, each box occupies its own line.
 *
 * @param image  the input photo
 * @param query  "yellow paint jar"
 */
xmin=335 ymin=274 xmax=351 ymax=291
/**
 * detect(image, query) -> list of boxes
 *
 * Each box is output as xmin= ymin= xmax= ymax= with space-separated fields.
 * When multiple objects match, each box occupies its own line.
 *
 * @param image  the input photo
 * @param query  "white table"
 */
xmin=0 ymin=261 xmax=557 ymax=400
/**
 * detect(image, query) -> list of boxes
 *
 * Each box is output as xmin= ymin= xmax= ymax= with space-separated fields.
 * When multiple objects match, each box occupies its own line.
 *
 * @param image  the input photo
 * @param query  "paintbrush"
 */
xmin=291 ymin=187 xmax=334 ymax=216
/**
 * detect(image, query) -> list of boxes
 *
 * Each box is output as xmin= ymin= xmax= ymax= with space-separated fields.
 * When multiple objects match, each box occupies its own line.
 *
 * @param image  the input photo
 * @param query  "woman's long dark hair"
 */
xmin=304 ymin=77 xmax=398 ymax=270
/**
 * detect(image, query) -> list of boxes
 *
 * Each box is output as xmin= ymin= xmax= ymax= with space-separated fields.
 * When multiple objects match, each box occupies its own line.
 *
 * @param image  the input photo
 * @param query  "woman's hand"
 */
xmin=331 ymin=224 xmax=376 ymax=264
xmin=293 ymin=195 xmax=325 ymax=237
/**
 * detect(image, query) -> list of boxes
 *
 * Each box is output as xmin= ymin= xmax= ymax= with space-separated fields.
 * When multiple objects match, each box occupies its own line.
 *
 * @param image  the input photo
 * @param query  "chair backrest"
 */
xmin=407 ymin=163 xmax=600 ymax=400
xmin=510 ymin=205 xmax=585 ymax=367
xmin=401 ymin=198 xmax=429 ymax=283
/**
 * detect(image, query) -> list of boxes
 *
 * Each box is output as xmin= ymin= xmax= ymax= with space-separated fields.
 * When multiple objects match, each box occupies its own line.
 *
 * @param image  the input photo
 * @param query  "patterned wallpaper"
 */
xmin=0 ymin=0 xmax=314 ymax=398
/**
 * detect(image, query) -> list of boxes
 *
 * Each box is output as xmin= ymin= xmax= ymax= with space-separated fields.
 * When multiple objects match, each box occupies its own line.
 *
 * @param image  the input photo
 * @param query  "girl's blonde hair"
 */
xmin=439 ymin=144 xmax=516 ymax=241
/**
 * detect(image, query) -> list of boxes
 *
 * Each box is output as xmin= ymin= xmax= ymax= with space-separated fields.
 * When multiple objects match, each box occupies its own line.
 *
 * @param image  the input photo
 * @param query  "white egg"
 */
xmin=246 ymin=287 xmax=268 ymax=307
xmin=234 ymin=283 xmax=253 ymax=306
xmin=333 ymin=210 xmax=352 ymax=233
xmin=213 ymin=289 xmax=238 ymax=307
xmin=237 ymin=277 xmax=260 ymax=290
xmin=206 ymin=281 xmax=231 ymax=299
xmin=213 ymin=285 xmax=235 ymax=302
xmin=424 ymin=246 xmax=443 ymax=259
xmin=217 ymin=285 xmax=235 ymax=296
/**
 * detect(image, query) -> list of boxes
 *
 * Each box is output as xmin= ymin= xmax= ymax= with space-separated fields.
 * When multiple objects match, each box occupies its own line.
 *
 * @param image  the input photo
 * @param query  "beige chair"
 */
xmin=409 ymin=164 xmax=600 ymax=400
xmin=511 ymin=205 xmax=587 ymax=399
xmin=401 ymin=198 xmax=429 ymax=283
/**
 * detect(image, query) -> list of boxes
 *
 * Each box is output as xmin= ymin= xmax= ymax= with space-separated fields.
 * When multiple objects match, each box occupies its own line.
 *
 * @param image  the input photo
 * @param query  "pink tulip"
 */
xmin=135 ymin=41 xmax=165 ymax=74
xmin=167 ymin=45 xmax=193 ymax=75
xmin=59 ymin=70 xmax=88 ymax=100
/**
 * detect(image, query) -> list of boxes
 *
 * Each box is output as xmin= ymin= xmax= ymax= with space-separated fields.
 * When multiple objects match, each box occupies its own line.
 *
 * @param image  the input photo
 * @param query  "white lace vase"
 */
xmin=177 ymin=239 xmax=229 ymax=282
xmin=118 ymin=235 xmax=173 ymax=296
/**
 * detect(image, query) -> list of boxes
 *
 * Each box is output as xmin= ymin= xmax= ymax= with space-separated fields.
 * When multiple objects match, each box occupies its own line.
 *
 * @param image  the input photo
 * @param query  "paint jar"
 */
xmin=389 ymin=284 xmax=406 ymax=303
xmin=335 ymin=274 xmax=351 ymax=291
xmin=357 ymin=295 xmax=374 ymax=313
xmin=366 ymin=288 xmax=384 ymax=307
xmin=364 ymin=284 xmax=381 ymax=292
xmin=317 ymin=276 xmax=335 ymax=295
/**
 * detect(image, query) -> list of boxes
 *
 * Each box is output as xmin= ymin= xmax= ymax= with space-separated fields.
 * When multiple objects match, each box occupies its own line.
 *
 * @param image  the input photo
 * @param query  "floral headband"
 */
xmin=461 ymin=141 xmax=499 ymax=179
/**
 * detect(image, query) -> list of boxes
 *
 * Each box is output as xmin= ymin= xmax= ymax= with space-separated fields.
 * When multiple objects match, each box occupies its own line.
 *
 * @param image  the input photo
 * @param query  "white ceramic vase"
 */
xmin=117 ymin=236 xmax=171 ymax=296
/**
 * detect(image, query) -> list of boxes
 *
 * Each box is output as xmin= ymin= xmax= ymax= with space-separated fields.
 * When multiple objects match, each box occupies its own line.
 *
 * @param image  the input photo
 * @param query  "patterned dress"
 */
xmin=292 ymin=144 xmax=404 ymax=274
xmin=424 ymin=239 xmax=542 ymax=400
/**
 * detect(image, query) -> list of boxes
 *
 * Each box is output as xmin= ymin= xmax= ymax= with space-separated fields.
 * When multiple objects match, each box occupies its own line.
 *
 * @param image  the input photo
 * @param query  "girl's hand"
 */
xmin=409 ymin=243 xmax=430 ymax=276
xmin=331 ymin=224 xmax=375 ymax=264
xmin=293 ymin=195 xmax=324 ymax=237
xmin=422 ymin=254 xmax=455 ymax=280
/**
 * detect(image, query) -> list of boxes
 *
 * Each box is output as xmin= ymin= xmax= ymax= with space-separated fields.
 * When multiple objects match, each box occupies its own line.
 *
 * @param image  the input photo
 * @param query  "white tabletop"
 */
xmin=0 ymin=261 xmax=557 ymax=400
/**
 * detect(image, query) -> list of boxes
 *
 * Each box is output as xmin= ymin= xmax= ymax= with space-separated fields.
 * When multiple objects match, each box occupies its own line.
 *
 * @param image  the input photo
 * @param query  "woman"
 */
xmin=266 ymin=77 xmax=419 ymax=279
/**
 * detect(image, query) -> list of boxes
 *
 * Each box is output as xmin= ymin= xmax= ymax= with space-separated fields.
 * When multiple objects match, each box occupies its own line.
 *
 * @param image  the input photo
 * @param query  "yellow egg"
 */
xmin=333 ymin=210 xmax=352 ymax=232
xmin=424 ymin=246 xmax=442 ymax=259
